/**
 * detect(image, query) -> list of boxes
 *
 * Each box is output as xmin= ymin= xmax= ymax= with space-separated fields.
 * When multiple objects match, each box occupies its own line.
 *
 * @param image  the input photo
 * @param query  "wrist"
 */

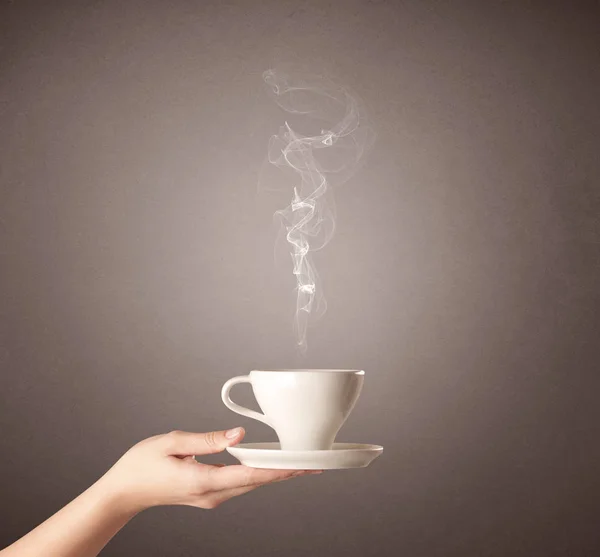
xmin=90 ymin=474 xmax=146 ymax=519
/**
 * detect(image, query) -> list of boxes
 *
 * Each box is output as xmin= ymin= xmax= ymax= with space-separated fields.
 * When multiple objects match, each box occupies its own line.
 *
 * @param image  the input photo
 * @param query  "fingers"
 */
xmin=205 ymin=484 xmax=259 ymax=507
xmin=192 ymin=469 xmax=321 ymax=509
xmin=205 ymin=465 xmax=321 ymax=491
xmin=162 ymin=428 xmax=245 ymax=457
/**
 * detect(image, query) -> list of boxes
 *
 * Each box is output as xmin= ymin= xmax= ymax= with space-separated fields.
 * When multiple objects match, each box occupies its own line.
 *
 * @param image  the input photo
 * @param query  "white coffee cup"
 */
xmin=221 ymin=369 xmax=364 ymax=451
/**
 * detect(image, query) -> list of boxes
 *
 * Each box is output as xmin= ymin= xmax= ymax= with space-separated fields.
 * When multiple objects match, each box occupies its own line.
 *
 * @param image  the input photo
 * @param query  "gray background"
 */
xmin=1 ymin=1 xmax=599 ymax=556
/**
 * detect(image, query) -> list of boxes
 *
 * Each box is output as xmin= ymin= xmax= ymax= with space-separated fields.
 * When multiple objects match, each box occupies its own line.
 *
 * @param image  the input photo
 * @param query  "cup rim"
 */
xmin=251 ymin=369 xmax=364 ymax=374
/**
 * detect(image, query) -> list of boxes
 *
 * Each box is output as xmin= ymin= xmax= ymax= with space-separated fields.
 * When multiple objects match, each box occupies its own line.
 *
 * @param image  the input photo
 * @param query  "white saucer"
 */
xmin=226 ymin=442 xmax=383 ymax=470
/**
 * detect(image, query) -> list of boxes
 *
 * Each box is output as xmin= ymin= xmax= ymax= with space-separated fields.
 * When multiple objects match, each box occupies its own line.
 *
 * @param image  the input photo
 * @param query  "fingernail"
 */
xmin=225 ymin=427 xmax=242 ymax=439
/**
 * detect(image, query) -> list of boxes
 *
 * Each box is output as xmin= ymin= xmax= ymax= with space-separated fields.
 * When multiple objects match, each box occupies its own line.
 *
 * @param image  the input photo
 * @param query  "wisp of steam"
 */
xmin=263 ymin=69 xmax=374 ymax=353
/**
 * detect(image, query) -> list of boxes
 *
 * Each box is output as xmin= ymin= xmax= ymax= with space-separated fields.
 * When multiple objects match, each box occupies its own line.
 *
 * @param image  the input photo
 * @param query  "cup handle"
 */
xmin=221 ymin=375 xmax=272 ymax=428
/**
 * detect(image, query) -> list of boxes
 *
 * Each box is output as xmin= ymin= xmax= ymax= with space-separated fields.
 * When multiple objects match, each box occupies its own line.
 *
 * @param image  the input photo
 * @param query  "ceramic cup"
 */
xmin=221 ymin=369 xmax=364 ymax=451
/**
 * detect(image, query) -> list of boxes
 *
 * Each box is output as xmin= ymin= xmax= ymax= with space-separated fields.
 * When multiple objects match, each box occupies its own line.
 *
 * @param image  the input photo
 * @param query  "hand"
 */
xmin=97 ymin=427 xmax=320 ymax=513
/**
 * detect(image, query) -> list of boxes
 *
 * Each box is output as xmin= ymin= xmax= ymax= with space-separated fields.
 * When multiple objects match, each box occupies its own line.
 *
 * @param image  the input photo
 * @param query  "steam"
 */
xmin=263 ymin=69 xmax=373 ymax=353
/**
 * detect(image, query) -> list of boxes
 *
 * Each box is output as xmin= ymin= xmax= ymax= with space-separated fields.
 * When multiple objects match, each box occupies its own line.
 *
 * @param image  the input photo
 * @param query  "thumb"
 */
xmin=162 ymin=428 xmax=245 ymax=456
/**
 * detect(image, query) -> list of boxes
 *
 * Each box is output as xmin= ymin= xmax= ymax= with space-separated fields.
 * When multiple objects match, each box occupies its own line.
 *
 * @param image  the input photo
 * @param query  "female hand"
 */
xmin=0 ymin=428 xmax=321 ymax=557
xmin=97 ymin=427 xmax=320 ymax=513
